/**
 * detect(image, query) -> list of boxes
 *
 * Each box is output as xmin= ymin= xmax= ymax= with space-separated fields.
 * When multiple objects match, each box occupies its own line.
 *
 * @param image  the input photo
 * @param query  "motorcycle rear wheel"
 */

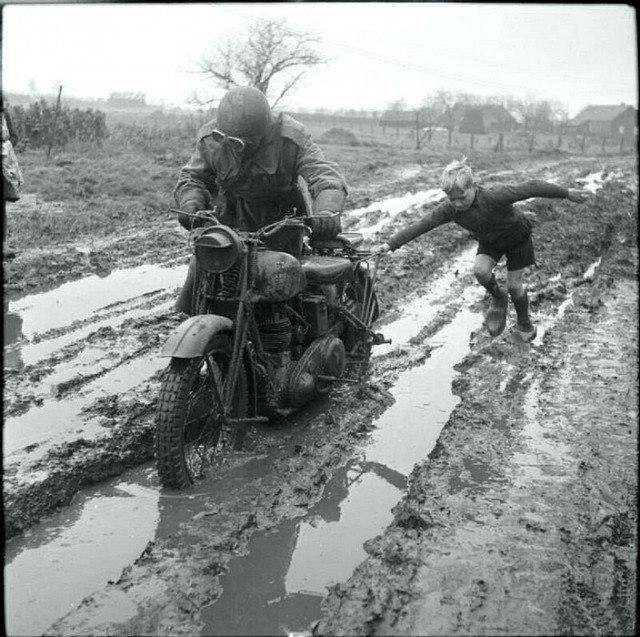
xmin=154 ymin=335 xmax=248 ymax=489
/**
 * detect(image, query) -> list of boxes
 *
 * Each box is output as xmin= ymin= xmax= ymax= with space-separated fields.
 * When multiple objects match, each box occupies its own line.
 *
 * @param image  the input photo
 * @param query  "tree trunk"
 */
xmin=415 ymin=111 xmax=420 ymax=150
xmin=620 ymin=136 xmax=624 ymax=153
xmin=447 ymin=128 xmax=452 ymax=147
xmin=601 ymin=136 xmax=606 ymax=153
xmin=528 ymin=131 xmax=535 ymax=153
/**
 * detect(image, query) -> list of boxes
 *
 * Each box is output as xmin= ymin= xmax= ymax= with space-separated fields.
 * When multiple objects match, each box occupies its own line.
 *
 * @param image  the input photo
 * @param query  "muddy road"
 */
xmin=3 ymin=154 xmax=637 ymax=635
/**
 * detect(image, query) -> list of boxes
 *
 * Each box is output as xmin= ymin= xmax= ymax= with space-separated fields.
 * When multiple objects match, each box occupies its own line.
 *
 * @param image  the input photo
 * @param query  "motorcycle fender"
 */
xmin=160 ymin=315 xmax=233 ymax=358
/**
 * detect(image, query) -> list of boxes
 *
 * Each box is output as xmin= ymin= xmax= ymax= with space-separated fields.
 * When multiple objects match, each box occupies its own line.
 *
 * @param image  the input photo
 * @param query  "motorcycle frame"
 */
xmin=190 ymin=221 xmax=387 ymax=430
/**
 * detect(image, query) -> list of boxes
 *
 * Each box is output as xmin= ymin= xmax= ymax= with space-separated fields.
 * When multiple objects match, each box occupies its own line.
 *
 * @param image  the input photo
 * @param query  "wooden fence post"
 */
xmin=47 ymin=84 xmax=63 ymax=159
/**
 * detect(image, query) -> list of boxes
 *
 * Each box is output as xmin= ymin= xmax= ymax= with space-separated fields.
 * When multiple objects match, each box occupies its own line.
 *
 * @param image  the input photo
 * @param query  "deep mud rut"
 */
xmin=3 ymin=154 xmax=637 ymax=635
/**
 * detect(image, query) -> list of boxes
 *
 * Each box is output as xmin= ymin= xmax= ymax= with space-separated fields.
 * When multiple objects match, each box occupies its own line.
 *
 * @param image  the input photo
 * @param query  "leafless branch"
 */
xmin=195 ymin=17 xmax=324 ymax=106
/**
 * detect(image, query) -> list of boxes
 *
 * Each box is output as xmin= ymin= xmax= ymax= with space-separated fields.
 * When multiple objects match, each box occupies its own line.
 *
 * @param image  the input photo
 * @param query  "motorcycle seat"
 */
xmin=310 ymin=232 xmax=364 ymax=251
xmin=300 ymin=255 xmax=354 ymax=284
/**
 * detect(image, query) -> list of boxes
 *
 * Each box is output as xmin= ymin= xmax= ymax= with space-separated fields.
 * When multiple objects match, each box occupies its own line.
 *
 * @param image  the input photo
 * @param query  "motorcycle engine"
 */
xmin=255 ymin=303 xmax=292 ymax=352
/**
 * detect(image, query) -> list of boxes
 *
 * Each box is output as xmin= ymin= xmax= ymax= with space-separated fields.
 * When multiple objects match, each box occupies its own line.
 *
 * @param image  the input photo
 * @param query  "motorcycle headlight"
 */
xmin=193 ymin=225 xmax=242 ymax=273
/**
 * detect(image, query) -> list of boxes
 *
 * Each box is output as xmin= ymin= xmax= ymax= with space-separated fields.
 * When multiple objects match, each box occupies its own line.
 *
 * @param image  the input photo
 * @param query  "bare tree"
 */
xmin=512 ymin=97 xmax=554 ymax=152
xmin=425 ymin=91 xmax=457 ymax=147
xmin=196 ymin=18 xmax=324 ymax=108
xmin=550 ymin=100 xmax=569 ymax=149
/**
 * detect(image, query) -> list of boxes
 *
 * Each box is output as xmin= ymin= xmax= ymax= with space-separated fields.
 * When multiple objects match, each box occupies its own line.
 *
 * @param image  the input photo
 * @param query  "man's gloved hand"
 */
xmin=307 ymin=211 xmax=341 ymax=240
xmin=177 ymin=203 xmax=216 ymax=231
xmin=374 ymin=242 xmax=391 ymax=256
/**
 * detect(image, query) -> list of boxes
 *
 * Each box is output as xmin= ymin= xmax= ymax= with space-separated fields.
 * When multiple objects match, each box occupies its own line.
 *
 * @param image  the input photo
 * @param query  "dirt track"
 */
xmin=3 ymin=152 xmax=637 ymax=635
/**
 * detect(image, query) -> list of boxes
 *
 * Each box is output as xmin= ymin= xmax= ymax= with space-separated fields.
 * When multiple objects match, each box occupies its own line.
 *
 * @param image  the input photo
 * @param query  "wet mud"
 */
xmin=3 ymin=154 xmax=637 ymax=635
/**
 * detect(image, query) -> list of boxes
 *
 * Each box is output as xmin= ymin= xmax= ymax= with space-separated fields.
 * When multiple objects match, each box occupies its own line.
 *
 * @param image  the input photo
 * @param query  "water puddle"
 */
xmin=366 ymin=307 xmax=484 ymax=473
xmin=203 ymin=304 xmax=484 ymax=635
xmin=534 ymin=296 xmax=574 ymax=345
xmin=374 ymin=245 xmax=477 ymax=357
xmin=346 ymin=188 xmax=444 ymax=239
xmin=14 ymin=298 xmax=174 ymax=369
xmin=6 ymin=261 xmax=187 ymax=342
xmin=512 ymin=375 xmax=571 ymax=482
xmin=3 ymin=352 xmax=165 ymax=461
xmin=577 ymin=171 xmax=604 ymax=193
xmin=583 ymin=256 xmax=602 ymax=281
xmin=4 ymin=465 xmax=161 ymax=636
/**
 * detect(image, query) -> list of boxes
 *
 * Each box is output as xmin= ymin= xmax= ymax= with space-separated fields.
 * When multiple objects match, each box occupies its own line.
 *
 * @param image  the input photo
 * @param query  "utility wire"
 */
xmin=210 ymin=4 xmax=628 ymax=95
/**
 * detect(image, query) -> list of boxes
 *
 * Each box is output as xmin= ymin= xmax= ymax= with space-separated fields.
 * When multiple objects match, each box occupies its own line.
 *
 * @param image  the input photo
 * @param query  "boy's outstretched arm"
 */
xmin=384 ymin=201 xmax=454 ymax=251
xmin=489 ymin=180 xmax=588 ymax=204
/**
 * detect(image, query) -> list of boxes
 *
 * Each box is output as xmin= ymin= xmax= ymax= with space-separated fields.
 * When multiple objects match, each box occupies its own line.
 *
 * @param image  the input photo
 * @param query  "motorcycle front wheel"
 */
xmin=154 ymin=334 xmax=248 ymax=489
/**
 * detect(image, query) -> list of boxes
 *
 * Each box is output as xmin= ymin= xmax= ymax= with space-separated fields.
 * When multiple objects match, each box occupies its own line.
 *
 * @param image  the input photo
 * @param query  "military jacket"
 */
xmin=174 ymin=113 xmax=347 ymax=232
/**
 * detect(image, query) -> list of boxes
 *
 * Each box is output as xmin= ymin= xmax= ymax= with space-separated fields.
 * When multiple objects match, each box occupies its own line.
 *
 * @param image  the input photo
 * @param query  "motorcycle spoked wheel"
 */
xmin=341 ymin=275 xmax=377 ymax=378
xmin=154 ymin=334 xmax=248 ymax=489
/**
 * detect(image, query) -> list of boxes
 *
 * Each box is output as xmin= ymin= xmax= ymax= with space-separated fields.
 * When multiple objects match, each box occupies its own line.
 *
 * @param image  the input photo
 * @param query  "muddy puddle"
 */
xmin=4 ymin=261 xmax=187 ymax=370
xmin=512 ymin=374 xmax=571 ymax=483
xmin=346 ymin=188 xmax=444 ymax=239
xmin=202 ymin=304 xmax=484 ymax=635
xmin=4 ymin=351 xmax=166 ymax=463
xmin=374 ymin=245 xmax=476 ymax=357
xmin=4 ymin=465 xmax=161 ymax=636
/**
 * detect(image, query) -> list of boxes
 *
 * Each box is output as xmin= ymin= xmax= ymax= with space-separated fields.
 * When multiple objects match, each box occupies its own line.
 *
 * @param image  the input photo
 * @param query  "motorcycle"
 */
xmin=154 ymin=207 xmax=388 ymax=489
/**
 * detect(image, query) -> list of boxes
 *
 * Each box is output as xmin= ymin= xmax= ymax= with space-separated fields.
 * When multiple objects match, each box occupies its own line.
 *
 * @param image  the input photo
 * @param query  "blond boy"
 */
xmin=377 ymin=160 xmax=588 ymax=340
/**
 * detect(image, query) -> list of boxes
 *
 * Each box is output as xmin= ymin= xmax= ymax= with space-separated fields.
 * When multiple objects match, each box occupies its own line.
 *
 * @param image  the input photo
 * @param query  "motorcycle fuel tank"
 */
xmin=252 ymin=250 xmax=306 ymax=302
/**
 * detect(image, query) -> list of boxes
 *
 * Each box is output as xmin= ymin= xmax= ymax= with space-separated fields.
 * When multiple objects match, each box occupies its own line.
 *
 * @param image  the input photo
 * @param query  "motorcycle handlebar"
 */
xmin=171 ymin=208 xmax=221 ymax=226
xmin=256 ymin=215 xmax=309 ymax=240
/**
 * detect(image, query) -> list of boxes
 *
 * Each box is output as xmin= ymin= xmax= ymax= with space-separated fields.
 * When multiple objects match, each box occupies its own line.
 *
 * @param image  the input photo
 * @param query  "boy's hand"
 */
xmin=374 ymin=242 xmax=391 ymax=255
xmin=567 ymin=188 xmax=589 ymax=203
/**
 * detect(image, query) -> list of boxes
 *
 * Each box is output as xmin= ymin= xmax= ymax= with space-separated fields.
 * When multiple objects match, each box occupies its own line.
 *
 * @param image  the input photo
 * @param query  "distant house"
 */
xmin=569 ymin=104 xmax=637 ymax=138
xmin=480 ymin=105 xmax=519 ymax=133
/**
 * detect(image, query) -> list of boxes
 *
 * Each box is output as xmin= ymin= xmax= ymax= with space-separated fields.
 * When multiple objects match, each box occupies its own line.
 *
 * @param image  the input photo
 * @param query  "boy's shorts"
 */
xmin=477 ymin=236 xmax=536 ymax=271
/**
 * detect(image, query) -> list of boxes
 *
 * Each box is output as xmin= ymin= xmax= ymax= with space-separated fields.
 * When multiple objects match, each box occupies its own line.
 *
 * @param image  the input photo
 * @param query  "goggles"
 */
xmin=210 ymin=129 xmax=245 ymax=153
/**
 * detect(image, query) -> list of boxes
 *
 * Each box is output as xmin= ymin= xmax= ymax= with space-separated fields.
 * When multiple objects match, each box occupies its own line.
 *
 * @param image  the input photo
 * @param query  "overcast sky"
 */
xmin=2 ymin=2 xmax=637 ymax=116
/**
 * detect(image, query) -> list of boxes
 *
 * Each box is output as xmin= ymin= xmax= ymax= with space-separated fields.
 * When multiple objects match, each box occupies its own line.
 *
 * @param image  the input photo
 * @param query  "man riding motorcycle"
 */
xmin=173 ymin=86 xmax=348 ymax=314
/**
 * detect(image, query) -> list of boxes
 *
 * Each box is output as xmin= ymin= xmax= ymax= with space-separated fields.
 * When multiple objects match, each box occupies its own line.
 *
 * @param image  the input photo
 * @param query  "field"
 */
xmin=3 ymin=123 xmax=638 ymax=635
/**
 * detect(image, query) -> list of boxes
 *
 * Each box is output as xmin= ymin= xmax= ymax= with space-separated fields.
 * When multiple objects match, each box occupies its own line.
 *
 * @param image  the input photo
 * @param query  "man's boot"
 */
xmin=484 ymin=275 xmax=508 ymax=337
xmin=512 ymin=291 xmax=537 ymax=342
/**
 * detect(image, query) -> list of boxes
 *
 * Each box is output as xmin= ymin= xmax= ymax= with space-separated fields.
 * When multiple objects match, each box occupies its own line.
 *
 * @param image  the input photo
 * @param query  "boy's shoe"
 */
xmin=486 ymin=294 xmax=508 ymax=336
xmin=515 ymin=322 xmax=537 ymax=342
xmin=512 ymin=293 xmax=535 ymax=341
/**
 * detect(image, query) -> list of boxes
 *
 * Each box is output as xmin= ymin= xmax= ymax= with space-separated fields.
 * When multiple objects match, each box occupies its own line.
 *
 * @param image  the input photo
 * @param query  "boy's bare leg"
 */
xmin=507 ymin=267 xmax=536 ymax=340
xmin=474 ymin=254 xmax=508 ymax=336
